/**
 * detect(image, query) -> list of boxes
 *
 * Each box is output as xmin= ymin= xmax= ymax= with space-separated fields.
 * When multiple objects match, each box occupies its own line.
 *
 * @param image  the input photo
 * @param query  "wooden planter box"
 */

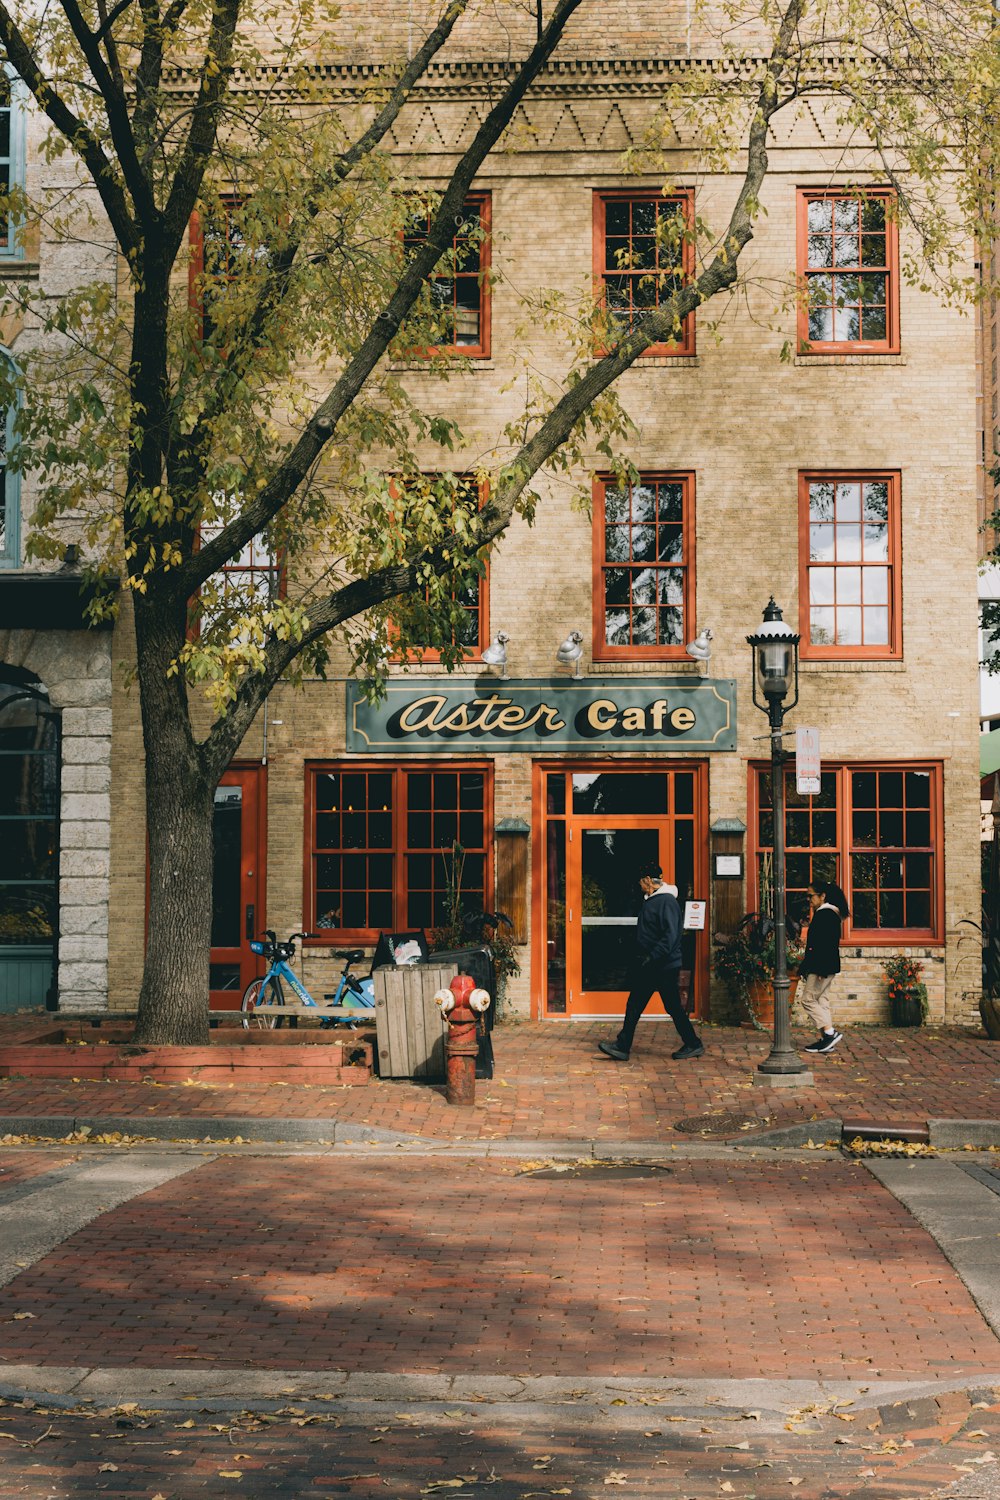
xmin=372 ymin=962 xmax=454 ymax=1080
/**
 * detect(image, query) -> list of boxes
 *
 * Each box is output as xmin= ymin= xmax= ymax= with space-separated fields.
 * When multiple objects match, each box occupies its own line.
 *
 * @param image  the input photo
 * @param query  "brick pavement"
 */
xmin=0 ymin=1020 xmax=995 ymax=1143
xmin=1 ymin=1154 xmax=998 ymax=1380
xmin=0 ymin=1385 xmax=998 ymax=1497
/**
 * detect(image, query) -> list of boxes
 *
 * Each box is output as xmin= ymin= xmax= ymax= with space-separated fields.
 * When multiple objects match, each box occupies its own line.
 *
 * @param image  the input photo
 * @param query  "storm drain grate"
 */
xmin=673 ymin=1112 xmax=763 ymax=1136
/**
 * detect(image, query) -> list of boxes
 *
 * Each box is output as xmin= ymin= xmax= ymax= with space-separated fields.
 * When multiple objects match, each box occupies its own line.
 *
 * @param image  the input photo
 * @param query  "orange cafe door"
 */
xmin=539 ymin=764 xmax=706 ymax=1019
xmin=209 ymin=766 xmax=265 ymax=1012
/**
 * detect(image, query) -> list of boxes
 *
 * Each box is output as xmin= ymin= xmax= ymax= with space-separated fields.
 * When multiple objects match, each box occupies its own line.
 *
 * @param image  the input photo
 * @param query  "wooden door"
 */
xmin=209 ymin=765 xmax=265 ymax=1012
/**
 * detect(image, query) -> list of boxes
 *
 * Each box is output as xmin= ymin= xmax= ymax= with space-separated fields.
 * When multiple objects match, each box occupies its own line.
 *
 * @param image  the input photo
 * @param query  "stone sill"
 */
xmin=390 ymin=359 xmax=494 ymax=372
xmin=631 ymin=355 xmax=701 ymax=369
xmin=794 ymin=353 xmax=907 ymax=367
xmin=0 ymin=259 xmax=39 ymax=280
xmin=800 ymin=659 xmax=906 ymax=673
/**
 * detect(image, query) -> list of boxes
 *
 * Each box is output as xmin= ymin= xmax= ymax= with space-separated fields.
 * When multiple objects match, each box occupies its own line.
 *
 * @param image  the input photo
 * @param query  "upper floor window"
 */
xmin=593 ymin=472 xmax=694 ymax=661
xmin=593 ymin=191 xmax=695 ymax=356
xmin=0 ymin=68 xmax=26 ymax=259
xmin=402 ymin=193 xmax=491 ymax=357
xmin=0 ymin=352 xmax=20 ymax=567
xmin=189 ymin=196 xmax=270 ymax=344
xmin=191 ymin=511 xmax=283 ymax=637
xmin=797 ymin=189 xmax=899 ymax=353
xmin=799 ymin=472 xmax=901 ymax=659
xmin=390 ymin=473 xmax=488 ymax=658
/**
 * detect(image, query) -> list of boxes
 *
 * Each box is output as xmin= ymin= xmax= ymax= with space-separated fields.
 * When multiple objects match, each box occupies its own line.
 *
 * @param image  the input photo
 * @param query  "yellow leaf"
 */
xmin=218 ymin=1472 xmax=243 ymax=1480
xmin=98 ymin=1464 xmax=119 ymax=1473
xmin=12 ymin=1313 xmax=35 ymax=1321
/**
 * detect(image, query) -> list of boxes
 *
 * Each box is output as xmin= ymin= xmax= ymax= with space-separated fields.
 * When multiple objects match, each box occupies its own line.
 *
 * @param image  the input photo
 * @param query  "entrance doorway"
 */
xmin=209 ymin=765 xmax=266 ymax=1012
xmin=534 ymin=762 xmax=708 ymax=1019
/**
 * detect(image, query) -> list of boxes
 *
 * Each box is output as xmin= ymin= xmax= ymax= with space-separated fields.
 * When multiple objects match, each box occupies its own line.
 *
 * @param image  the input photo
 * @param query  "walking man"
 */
xmin=598 ymin=861 xmax=704 ymax=1062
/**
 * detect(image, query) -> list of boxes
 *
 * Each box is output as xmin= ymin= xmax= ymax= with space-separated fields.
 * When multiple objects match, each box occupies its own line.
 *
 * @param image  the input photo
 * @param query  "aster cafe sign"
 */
xmin=347 ymin=677 xmax=736 ymax=753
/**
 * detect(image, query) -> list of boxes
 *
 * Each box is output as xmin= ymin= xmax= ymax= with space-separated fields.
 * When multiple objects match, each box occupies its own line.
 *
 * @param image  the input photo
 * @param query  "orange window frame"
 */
xmin=402 ymin=191 xmax=492 ymax=359
xmin=303 ymin=761 xmax=494 ymax=946
xmin=798 ymin=471 xmax=902 ymax=661
xmin=796 ymin=188 xmax=900 ymax=355
xmin=592 ymin=471 xmax=696 ymax=662
xmin=747 ymin=761 xmax=944 ymax=945
xmin=389 ymin=474 xmax=489 ymax=662
xmin=593 ymin=189 xmax=696 ymax=357
xmin=187 ymin=522 xmax=286 ymax=641
xmin=188 ymin=195 xmax=247 ymax=343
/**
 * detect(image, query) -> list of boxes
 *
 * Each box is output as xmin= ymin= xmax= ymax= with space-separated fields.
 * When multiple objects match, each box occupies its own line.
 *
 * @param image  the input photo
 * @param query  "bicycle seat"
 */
xmin=335 ymin=949 xmax=365 ymax=964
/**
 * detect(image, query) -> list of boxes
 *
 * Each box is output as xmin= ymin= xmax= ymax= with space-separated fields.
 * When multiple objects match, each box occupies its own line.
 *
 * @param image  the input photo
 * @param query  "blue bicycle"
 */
xmin=241 ymin=930 xmax=375 ymax=1030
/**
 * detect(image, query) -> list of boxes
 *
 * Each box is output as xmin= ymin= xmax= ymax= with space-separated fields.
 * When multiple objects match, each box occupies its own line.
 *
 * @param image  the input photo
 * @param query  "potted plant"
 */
xmin=713 ymin=913 xmax=803 ymax=1030
xmin=881 ymin=954 xmax=928 ymax=1027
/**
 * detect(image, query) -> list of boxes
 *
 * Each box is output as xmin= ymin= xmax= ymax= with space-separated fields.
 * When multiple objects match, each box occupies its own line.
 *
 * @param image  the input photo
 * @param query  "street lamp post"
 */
xmin=746 ymin=598 xmax=806 ymax=1077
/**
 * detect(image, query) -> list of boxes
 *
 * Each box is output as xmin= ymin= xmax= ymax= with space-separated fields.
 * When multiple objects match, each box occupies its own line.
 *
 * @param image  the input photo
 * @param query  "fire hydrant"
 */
xmin=435 ymin=973 xmax=491 ymax=1107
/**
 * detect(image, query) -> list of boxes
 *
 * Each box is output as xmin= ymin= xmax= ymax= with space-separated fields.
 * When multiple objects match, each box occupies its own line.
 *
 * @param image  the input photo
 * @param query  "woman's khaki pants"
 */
xmin=798 ymin=972 xmax=836 ymax=1032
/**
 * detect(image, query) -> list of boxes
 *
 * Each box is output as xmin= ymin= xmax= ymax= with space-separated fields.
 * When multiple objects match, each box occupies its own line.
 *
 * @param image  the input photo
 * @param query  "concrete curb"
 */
xmin=0 ymin=1113 xmax=998 ymax=1149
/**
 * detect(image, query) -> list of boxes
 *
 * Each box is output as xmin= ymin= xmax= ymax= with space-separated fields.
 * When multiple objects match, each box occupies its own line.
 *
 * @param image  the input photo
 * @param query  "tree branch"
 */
xmin=58 ymin=0 xmax=159 ymax=223
xmin=161 ymin=0 xmax=243 ymax=254
xmin=183 ymin=0 xmax=589 ymax=597
xmin=0 ymin=2 xmax=139 ymax=255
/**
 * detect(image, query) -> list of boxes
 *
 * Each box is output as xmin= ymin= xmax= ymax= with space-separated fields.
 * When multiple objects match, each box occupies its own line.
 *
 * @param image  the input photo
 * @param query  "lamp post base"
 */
xmin=754 ymin=1066 xmax=815 ymax=1088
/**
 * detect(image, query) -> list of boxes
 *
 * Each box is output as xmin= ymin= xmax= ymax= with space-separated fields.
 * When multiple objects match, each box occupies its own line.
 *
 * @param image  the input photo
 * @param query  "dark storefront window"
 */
xmin=307 ymin=763 xmax=490 ymax=941
xmin=752 ymin=762 xmax=941 ymax=941
xmin=0 ymin=673 xmax=59 ymax=1008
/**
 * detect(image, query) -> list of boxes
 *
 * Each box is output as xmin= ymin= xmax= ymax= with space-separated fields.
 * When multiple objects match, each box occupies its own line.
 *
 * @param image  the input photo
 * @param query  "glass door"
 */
xmin=539 ymin=763 xmax=706 ymax=1019
xmin=209 ymin=765 xmax=265 ymax=1011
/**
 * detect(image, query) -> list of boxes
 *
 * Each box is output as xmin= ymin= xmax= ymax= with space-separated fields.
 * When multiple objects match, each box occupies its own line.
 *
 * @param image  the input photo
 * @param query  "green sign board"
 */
xmin=346 ymin=676 xmax=736 ymax=753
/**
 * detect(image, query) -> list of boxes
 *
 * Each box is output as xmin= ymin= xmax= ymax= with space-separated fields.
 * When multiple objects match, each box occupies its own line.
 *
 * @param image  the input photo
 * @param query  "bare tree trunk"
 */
xmin=132 ymin=597 xmax=214 ymax=1045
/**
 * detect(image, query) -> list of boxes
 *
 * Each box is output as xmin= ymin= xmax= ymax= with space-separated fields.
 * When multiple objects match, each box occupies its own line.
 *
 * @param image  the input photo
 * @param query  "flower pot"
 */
xmin=890 ymin=991 xmax=923 ymax=1027
xmin=744 ymin=976 xmax=798 ymax=1031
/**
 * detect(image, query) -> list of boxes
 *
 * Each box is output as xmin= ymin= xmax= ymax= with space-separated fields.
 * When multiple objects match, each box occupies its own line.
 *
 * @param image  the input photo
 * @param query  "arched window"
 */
xmin=0 ymin=669 xmax=60 ymax=1010
xmin=0 ymin=349 xmax=20 ymax=566
xmin=0 ymin=65 xmax=26 ymax=259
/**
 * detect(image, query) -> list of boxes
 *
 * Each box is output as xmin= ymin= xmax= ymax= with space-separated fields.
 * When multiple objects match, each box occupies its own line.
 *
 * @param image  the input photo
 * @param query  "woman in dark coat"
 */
xmin=798 ymin=878 xmax=850 ymax=1054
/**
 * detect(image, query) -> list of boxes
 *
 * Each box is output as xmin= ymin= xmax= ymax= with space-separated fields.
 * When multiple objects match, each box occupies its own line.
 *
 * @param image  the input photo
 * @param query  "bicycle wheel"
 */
xmin=241 ymin=976 xmax=284 ymax=1030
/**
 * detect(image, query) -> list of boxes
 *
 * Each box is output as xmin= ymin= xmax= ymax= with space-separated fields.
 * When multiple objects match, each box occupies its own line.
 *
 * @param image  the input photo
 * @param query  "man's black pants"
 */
xmin=616 ymin=965 xmax=699 ymax=1054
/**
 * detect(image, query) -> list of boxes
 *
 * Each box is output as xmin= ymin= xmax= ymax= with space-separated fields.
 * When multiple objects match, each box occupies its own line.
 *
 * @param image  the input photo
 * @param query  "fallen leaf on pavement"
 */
xmin=604 ymin=1475 xmax=628 ymax=1487
xmin=11 ymin=1313 xmax=35 ymax=1321
xmin=98 ymin=1464 xmax=119 ymax=1473
xmin=218 ymin=1471 xmax=242 ymax=1480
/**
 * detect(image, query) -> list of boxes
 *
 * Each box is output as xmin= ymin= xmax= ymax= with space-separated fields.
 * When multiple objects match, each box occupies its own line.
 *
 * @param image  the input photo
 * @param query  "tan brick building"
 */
xmin=1 ymin=5 xmax=984 ymax=1029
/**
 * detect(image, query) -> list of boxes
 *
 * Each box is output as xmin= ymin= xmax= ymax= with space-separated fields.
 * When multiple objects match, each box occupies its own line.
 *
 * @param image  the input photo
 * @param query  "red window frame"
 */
xmin=188 ymin=519 xmax=285 ymax=639
xmin=592 ymin=471 xmax=696 ymax=662
xmin=389 ymin=474 xmax=489 ymax=661
xmin=593 ymin=190 xmax=696 ymax=357
xmin=798 ymin=471 xmax=902 ymax=660
xmin=796 ymin=188 xmax=900 ymax=354
xmin=402 ymin=192 xmax=492 ymax=359
xmin=748 ymin=761 xmax=943 ymax=944
xmin=304 ymin=762 xmax=493 ymax=945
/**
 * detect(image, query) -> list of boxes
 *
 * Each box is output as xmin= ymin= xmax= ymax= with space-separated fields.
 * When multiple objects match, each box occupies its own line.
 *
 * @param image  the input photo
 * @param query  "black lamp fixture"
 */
xmin=746 ymin=598 xmax=806 ymax=1078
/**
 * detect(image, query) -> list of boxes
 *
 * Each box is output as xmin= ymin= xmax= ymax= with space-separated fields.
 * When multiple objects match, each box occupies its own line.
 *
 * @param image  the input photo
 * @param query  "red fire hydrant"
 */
xmin=435 ymin=973 xmax=491 ymax=1107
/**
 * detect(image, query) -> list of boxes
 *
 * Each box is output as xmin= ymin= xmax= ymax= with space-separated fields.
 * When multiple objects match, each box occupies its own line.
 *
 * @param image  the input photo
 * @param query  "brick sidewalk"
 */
xmin=0 ymin=1019 xmax=995 ymax=1142
xmin=2 ymin=1153 xmax=998 ymax=1379
xmin=0 ymin=1367 xmax=997 ymax=1498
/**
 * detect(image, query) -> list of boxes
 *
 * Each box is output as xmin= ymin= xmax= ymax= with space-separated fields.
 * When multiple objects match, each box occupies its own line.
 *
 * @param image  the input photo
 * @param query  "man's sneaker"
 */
xmin=813 ymin=1030 xmax=843 ymax=1054
xmin=672 ymin=1042 xmax=705 ymax=1060
xmin=803 ymin=1034 xmax=828 ymax=1052
xmin=598 ymin=1040 xmax=630 ymax=1062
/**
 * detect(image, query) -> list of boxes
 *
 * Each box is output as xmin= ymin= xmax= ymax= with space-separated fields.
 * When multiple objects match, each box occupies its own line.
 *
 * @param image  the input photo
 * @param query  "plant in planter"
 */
xmin=429 ymin=841 xmax=521 ymax=1017
xmin=881 ymin=954 xmax=928 ymax=1027
xmin=713 ymin=914 xmax=803 ymax=1030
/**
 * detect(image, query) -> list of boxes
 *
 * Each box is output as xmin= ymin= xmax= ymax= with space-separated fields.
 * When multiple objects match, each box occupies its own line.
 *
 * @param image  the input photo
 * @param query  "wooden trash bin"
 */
xmin=372 ymin=962 xmax=454 ymax=1079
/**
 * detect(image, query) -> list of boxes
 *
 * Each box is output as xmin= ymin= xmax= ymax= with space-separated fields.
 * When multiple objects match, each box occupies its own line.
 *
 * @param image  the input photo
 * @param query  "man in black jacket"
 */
xmin=598 ymin=861 xmax=704 ymax=1062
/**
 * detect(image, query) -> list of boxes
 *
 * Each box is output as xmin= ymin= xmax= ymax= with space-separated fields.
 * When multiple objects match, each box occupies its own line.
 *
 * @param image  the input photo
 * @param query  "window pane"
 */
xmin=861 ymin=304 xmax=887 ymax=341
xmin=905 ymin=890 xmax=931 ymax=928
xmin=879 ymin=890 xmax=905 ymax=927
xmin=837 ymin=567 xmax=862 ymax=604
xmin=835 ymin=607 xmax=862 ymax=644
xmin=863 ymin=526 xmax=889 ymax=561
xmin=810 ymin=607 xmax=834 ymax=644
xmin=863 ymin=607 xmax=889 ymax=644
xmin=852 ymin=771 xmax=878 ymax=806
xmin=832 ymin=303 xmax=860 ymax=341
xmin=835 ymin=524 xmax=863 ymax=561
xmin=808 ymin=199 xmax=833 ymax=233
xmin=834 ymin=198 xmax=859 ymax=233
xmin=905 ymin=771 xmax=931 ymax=808
xmin=808 ymin=231 xmax=832 ymax=268
xmin=810 ymin=524 xmax=834 ymax=561
xmin=0 ymin=884 xmax=56 ymax=945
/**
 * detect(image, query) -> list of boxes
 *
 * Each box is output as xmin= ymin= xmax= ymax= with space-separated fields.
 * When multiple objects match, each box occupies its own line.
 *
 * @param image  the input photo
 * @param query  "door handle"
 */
xmin=245 ymin=903 xmax=255 ymax=940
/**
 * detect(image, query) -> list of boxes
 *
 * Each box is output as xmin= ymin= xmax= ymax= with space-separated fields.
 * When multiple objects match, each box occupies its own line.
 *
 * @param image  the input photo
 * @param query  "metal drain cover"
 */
xmin=521 ymin=1162 xmax=673 ymax=1179
xmin=673 ymin=1112 xmax=762 ymax=1135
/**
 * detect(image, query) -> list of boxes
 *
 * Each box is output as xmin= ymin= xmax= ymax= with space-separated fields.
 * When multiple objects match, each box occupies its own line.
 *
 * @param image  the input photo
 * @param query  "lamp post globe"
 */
xmin=745 ymin=599 xmax=806 ymax=1077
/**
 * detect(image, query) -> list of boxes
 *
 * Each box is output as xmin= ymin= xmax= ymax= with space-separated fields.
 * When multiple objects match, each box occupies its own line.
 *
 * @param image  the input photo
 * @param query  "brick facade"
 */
xmin=1 ymin=5 xmax=984 ymax=1028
